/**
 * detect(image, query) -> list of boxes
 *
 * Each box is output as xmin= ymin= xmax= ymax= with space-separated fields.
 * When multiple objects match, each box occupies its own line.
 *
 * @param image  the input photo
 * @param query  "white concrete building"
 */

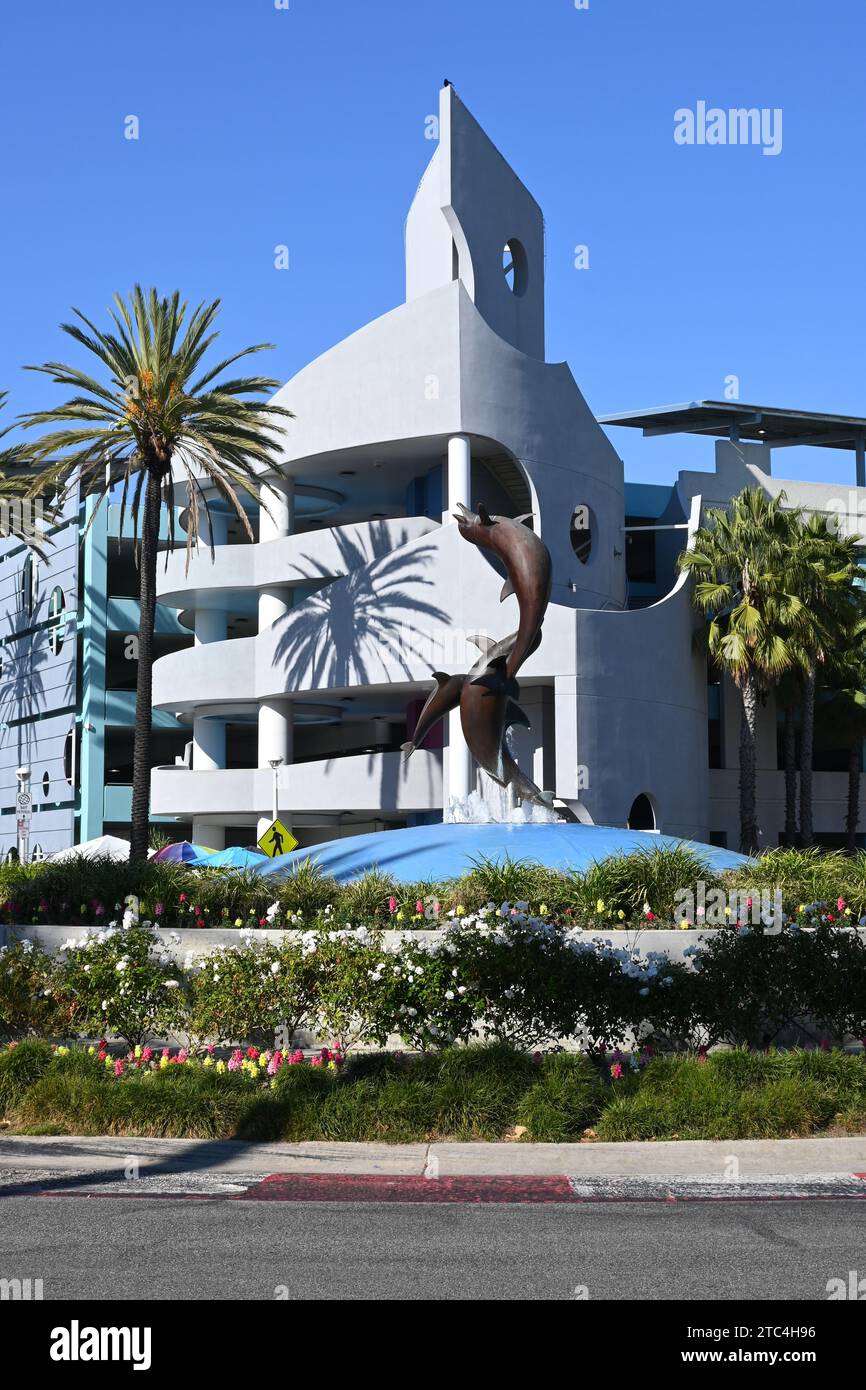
xmin=148 ymin=86 xmax=866 ymax=854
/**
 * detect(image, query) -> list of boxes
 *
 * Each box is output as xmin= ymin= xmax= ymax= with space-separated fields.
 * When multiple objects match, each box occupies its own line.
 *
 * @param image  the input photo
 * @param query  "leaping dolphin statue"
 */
xmin=453 ymin=503 xmax=552 ymax=681
xmin=400 ymin=671 xmax=465 ymax=758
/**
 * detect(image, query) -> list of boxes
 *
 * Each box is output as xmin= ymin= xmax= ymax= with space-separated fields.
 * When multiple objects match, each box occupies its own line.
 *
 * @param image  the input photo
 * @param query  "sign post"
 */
xmin=15 ymin=767 xmax=32 ymax=865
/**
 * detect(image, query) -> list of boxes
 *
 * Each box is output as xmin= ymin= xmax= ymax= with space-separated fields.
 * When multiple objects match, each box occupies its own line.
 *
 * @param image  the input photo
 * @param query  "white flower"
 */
xmin=270 ymin=961 xmax=280 ymax=975
xmin=165 ymin=979 xmax=179 ymax=989
xmin=445 ymin=990 xmax=455 ymax=1000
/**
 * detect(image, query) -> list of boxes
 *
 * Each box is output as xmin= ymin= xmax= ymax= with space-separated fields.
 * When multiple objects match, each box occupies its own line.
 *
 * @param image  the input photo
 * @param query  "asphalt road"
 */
xmin=2 ymin=1196 xmax=865 ymax=1300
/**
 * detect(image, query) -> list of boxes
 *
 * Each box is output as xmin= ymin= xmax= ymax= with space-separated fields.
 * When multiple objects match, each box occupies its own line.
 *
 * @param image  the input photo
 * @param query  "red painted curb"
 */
xmin=234 ymin=1174 xmax=576 ymax=1204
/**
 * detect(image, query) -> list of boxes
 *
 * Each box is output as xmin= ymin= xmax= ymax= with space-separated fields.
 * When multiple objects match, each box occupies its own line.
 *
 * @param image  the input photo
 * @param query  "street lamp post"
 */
xmin=268 ymin=757 xmax=284 ymax=825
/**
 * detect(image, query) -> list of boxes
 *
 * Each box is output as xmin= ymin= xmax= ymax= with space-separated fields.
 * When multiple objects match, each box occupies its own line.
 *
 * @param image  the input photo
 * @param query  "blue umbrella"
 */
xmin=191 ymin=846 xmax=268 ymax=871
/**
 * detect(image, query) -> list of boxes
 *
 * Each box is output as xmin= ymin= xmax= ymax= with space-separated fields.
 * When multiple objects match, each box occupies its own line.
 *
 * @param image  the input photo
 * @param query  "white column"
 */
xmin=257 ymin=700 xmax=293 ymax=842
xmin=194 ymin=608 xmax=226 ymax=647
xmin=260 ymin=476 xmax=295 ymax=543
xmin=258 ymin=585 xmax=292 ymax=632
xmin=192 ymin=716 xmax=226 ymax=772
xmin=443 ymin=435 xmax=473 ymax=813
xmin=191 ymin=820 xmax=225 ymax=852
xmin=443 ymin=434 xmax=472 ymax=523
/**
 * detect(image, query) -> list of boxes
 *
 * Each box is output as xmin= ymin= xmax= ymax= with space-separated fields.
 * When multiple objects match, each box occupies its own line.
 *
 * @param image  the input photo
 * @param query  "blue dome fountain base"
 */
xmin=254 ymin=822 xmax=748 ymax=885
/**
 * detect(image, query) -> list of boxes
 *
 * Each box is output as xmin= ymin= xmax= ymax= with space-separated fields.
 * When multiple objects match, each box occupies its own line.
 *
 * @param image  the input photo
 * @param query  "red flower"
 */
xmin=645 ymin=910 xmax=655 ymax=921
xmin=246 ymin=1046 xmax=259 ymax=1060
xmin=195 ymin=918 xmax=205 ymax=928
xmin=179 ymin=893 xmax=188 ymax=904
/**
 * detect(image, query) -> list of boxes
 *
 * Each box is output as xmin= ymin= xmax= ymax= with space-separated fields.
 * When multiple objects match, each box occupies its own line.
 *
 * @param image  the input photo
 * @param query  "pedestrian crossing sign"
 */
xmin=258 ymin=819 xmax=298 ymax=858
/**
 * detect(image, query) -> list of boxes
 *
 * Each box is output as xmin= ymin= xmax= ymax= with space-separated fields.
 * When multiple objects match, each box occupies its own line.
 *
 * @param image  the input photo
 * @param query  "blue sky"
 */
xmin=1 ymin=0 xmax=863 ymax=486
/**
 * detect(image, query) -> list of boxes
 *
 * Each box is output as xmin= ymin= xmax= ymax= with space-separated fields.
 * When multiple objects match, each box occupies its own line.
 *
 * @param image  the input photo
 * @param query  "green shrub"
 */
xmin=515 ymin=1053 xmax=604 ymax=1141
xmin=55 ymin=923 xmax=187 ymax=1047
xmin=0 ymin=938 xmax=69 ymax=1040
xmin=188 ymin=935 xmax=319 ymax=1048
xmin=0 ymin=1039 xmax=53 ymax=1115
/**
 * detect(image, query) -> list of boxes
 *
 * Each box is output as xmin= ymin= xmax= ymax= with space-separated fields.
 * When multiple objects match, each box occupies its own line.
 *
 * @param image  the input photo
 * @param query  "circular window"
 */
xmin=570 ymin=504 xmax=592 ymax=564
xmin=502 ymin=239 xmax=527 ymax=296
xmin=628 ymin=794 xmax=657 ymax=831
xmin=48 ymin=586 xmax=66 ymax=655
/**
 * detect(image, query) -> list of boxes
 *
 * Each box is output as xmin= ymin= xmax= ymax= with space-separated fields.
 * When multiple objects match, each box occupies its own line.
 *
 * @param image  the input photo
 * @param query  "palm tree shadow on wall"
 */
xmin=272 ymin=522 xmax=449 ymax=690
xmin=0 ymin=610 xmax=51 ymax=770
xmin=272 ymin=522 xmax=450 ymax=819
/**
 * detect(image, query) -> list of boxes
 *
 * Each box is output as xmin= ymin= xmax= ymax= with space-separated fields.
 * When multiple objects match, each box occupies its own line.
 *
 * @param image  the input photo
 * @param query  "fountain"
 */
xmin=256 ymin=506 xmax=749 ymax=884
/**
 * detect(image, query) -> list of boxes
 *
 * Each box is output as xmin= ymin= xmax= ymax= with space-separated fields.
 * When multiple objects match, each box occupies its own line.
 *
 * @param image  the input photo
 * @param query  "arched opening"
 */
xmin=502 ymin=239 xmax=528 ymax=296
xmin=48 ymin=586 xmax=66 ymax=655
xmin=627 ymin=793 xmax=656 ymax=831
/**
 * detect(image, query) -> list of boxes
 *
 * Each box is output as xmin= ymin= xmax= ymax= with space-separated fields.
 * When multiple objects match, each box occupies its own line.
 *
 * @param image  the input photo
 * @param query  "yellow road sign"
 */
xmin=258 ymin=818 xmax=298 ymax=858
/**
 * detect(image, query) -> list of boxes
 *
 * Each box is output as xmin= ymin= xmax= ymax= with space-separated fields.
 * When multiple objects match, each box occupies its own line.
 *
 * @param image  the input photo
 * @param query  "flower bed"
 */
xmin=2 ymin=1039 xmax=864 ymax=1143
xmin=3 ymin=844 xmax=866 ymax=935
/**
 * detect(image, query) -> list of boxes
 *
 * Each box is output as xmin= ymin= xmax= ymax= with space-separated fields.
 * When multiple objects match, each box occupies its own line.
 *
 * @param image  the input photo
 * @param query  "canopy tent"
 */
xmin=48 ymin=835 xmax=131 ymax=863
xmin=190 ymin=846 xmax=267 ymax=871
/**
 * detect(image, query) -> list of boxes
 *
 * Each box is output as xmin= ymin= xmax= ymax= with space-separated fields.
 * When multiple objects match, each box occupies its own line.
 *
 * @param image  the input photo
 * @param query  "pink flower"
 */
xmin=267 ymin=1052 xmax=283 ymax=1075
xmin=532 ymin=1051 xmax=542 ymax=1065
xmin=177 ymin=1048 xmax=189 ymax=1064
xmin=311 ymin=1055 xmax=324 ymax=1068
xmin=837 ymin=898 xmax=846 ymax=911
xmin=697 ymin=1053 xmax=707 ymax=1066
xmin=415 ymin=900 xmax=424 ymax=914
xmin=114 ymin=1060 xmax=125 ymax=1077
xmin=154 ymin=903 xmax=164 ymax=917
xmin=141 ymin=1046 xmax=153 ymax=1062
xmin=94 ymin=904 xmax=105 ymax=918
xmin=161 ymin=1047 xmax=171 ymax=1058
xmin=179 ymin=893 xmax=188 ymax=904
xmin=207 ymin=1044 xmax=215 ymax=1055
xmin=388 ymin=897 xmax=397 ymax=913
xmin=610 ymin=1062 xmax=623 ymax=1080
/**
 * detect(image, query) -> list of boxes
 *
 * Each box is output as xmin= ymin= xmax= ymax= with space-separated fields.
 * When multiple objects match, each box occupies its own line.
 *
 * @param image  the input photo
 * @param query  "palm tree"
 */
xmin=821 ymin=607 xmax=866 ymax=853
xmin=678 ymin=489 xmax=804 ymax=854
xmin=788 ymin=514 xmax=863 ymax=847
xmin=19 ymin=287 xmax=292 ymax=860
xmin=0 ymin=392 xmax=52 ymax=553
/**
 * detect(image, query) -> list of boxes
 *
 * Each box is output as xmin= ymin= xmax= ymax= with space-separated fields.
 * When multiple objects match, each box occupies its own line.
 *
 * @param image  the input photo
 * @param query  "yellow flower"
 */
xmin=617 ymin=910 xmax=625 ymax=921
xmin=87 ymin=1045 xmax=95 ymax=1055
xmin=258 ymin=1053 xmax=267 ymax=1068
xmin=596 ymin=899 xmax=605 ymax=913
xmin=396 ymin=910 xmax=405 ymax=921
xmin=215 ymin=1060 xmax=226 ymax=1075
xmin=159 ymin=1055 xmax=169 ymax=1069
xmin=456 ymin=905 xmax=466 ymax=916
xmin=234 ymin=918 xmax=243 ymax=927
xmin=202 ymin=1055 xmax=213 ymax=1068
xmin=539 ymin=904 xmax=548 ymax=916
xmin=134 ymin=1045 xmax=142 ymax=1059
xmin=679 ymin=919 xmax=691 ymax=930
xmin=724 ymin=906 xmax=731 ymax=917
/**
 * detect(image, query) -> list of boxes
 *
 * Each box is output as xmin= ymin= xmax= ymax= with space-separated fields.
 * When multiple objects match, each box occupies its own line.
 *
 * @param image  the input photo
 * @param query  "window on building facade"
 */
xmin=48 ymin=586 xmax=66 ymax=655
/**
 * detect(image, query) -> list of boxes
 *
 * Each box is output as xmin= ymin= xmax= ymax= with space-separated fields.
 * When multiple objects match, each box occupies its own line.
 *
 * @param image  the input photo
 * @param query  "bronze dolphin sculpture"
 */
xmin=401 ymin=671 xmax=465 ymax=758
xmin=458 ymin=654 xmax=546 ymax=805
xmin=453 ymin=503 xmax=552 ymax=681
xmin=402 ymin=631 xmax=536 ymax=760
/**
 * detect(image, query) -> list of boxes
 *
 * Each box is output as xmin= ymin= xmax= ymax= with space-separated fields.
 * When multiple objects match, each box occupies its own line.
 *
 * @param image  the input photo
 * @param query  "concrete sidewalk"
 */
xmin=2 ymin=1133 xmax=866 ymax=1179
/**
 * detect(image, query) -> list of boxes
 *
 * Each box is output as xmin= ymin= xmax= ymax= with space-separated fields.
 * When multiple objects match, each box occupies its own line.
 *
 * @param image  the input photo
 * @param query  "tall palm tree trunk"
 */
xmin=130 ymin=469 xmax=161 ymax=861
xmin=847 ymin=740 xmax=862 ymax=855
xmin=799 ymin=664 xmax=816 ymax=848
xmin=783 ymin=701 xmax=798 ymax=846
xmin=739 ymin=669 xmax=760 ymax=855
